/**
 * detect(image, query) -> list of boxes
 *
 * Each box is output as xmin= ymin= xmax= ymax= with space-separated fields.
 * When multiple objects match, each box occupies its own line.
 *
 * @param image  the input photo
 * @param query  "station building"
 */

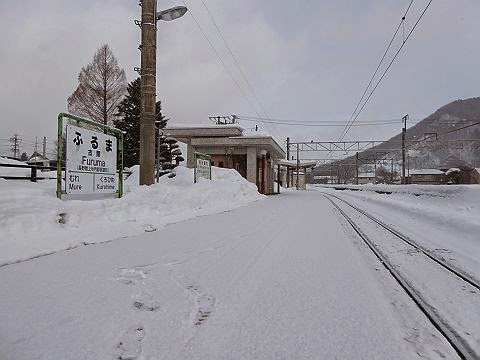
xmin=164 ymin=125 xmax=286 ymax=194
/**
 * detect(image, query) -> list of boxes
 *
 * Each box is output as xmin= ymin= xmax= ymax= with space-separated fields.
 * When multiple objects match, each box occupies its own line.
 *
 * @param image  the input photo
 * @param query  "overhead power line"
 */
xmin=200 ymin=1 xmax=284 ymax=142
xmin=340 ymin=0 xmax=415 ymax=142
xmin=236 ymin=115 xmax=422 ymax=127
xmin=442 ymin=121 xmax=480 ymax=135
xmin=340 ymin=0 xmax=433 ymax=141
xmin=199 ymin=0 xmax=270 ymax=119
xmin=182 ymin=0 xmax=263 ymax=119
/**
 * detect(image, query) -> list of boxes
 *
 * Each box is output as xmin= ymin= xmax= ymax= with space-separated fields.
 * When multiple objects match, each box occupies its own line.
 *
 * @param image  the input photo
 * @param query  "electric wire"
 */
xmin=442 ymin=121 xmax=480 ymax=135
xmin=340 ymin=0 xmax=433 ymax=141
xmin=339 ymin=0 xmax=415 ymax=142
xmin=182 ymin=0 xmax=263 ymax=120
xmin=199 ymin=0 xmax=281 ymax=140
xmin=199 ymin=0 xmax=269 ymax=119
xmin=236 ymin=115 xmax=422 ymax=127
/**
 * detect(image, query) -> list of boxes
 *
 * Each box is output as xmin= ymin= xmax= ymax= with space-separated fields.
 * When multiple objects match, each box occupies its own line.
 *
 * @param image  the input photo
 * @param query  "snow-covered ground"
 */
xmin=0 ymin=190 xmax=459 ymax=359
xmin=1 ymin=168 xmax=479 ymax=359
xmin=0 ymin=164 xmax=263 ymax=266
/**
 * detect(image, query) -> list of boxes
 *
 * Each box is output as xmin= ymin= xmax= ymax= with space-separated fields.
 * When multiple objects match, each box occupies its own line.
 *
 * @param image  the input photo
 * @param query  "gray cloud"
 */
xmin=1 ymin=0 xmax=479 ymax=158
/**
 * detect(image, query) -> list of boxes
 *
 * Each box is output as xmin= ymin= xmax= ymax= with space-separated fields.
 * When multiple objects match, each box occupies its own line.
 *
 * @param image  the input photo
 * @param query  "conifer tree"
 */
xmin=114 ymin=78 xmax=168 ymax=168
xmin=157 ymin=135 xmax=183 ymax=178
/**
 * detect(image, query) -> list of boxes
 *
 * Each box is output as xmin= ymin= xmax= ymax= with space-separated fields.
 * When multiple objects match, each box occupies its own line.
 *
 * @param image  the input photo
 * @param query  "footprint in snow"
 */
xmin=133 ymin=292 xmax=160 ymax=312
xmin=115 ymin=267 xmax=150 ymax=285
xmin=114 ymin=325 xmax=145 ymax=360
xmin=174 ymin=274 xmax=216 ymax=326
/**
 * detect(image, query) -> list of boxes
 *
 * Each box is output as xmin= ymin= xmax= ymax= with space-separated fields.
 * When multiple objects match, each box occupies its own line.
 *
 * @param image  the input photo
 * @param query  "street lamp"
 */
xmin=157 ymin=6 xmax=188 ymax=21
xmin=139 ymin=2 xmax=187 ymax=186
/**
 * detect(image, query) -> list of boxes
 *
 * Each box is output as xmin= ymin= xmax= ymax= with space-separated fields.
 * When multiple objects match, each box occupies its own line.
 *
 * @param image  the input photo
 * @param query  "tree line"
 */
xmin=67 ymin=44 xmax=182 ymax=177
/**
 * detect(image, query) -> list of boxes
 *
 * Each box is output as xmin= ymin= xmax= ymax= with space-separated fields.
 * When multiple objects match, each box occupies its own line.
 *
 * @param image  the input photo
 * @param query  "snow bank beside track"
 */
xmin=314 ymin=183 xmax=480 ymax=198
xmin=0 ymin=166 xmax=264 ymax=266
xmin=313 ymin=184 xmax=480 ymax=232
xmin=314 ymin=184 xmax=480 ymax=279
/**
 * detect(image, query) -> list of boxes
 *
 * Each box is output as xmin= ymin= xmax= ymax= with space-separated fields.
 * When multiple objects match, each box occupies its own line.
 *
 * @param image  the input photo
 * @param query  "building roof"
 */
xmin=164 ymin=125 xmax=286 ymax=159
xmin=358 ymin=172 xmax=375 ymax=178
xmin=191 ymin=136 xmax=285 ymax=159
xmin=28 ymin=151 xmax=49 ymax=162
xmin=277 ymin=159 xmax=317 ymax=168
xmin=409 ymin=169 xmax=444 ymax=175
xmin=164 ymin=126 xmax=243 ymax=139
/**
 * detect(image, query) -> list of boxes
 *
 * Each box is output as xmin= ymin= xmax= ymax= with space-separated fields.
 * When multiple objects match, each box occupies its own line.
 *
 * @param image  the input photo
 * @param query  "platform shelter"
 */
xmin=164 ymin=125 xmax=285 ymax=194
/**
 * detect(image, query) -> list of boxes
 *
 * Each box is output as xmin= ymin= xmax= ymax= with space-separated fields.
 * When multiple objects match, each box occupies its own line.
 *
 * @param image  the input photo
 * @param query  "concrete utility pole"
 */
xmin=401 ymin=114 xmax=408 ymax=185
xmin=42 ymin=136 xmax=47 ymax=158
xmin=356 ymin=152 xmax=359 ymax=185
xmin=139 ymin=0 xmax=157 ymax=185
xmin=391 ymin=159 xmax=394 ymax=184
xmin=138 ymin=2 xmax=187 ymax=185
xmin=286 ymin=137 xmax=290 ymax=187
xmin=296 ymin=146 xmax=299 ymax=190
xmin=286 ymin=137 xmax=290 ymax=161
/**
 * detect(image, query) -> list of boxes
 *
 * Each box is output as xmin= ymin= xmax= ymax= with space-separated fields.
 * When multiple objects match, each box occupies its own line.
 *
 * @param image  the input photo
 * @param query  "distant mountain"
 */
xmin=314 ymin=97 xmax=480 ymax=177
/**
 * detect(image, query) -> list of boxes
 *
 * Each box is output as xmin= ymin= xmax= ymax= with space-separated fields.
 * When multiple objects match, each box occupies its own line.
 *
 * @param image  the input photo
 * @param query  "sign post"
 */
xmin=193 ymin=152 xmax=211 ymax=183
xmin=56 ymin=113 xmax=124 ymax=199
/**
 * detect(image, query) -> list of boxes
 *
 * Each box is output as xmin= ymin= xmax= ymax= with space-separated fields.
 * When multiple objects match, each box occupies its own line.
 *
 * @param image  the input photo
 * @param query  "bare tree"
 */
xmin=67 ymin=44 xmax=126 ymax=125
xmin=376 ymin=166 xmax=398 ymax=184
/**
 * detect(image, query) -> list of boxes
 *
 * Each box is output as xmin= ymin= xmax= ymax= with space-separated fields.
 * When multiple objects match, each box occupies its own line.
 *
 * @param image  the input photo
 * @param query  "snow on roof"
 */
xmin=166 ymin=124 xmax=244 ymax=131
xmin=278 ymin=159 xmax=317 ymax=168
xmin=445 ymin=168 xmax=461 ymax=175
xmin=0 ymin=156 xmax=30 ymax=177
xmin=358 ymin=172 xmax=375 ymax=178
xmin=0 ymin=156 xmax=26 ymax=165
xmin=409 ymin=169 xmax=444 ymax=175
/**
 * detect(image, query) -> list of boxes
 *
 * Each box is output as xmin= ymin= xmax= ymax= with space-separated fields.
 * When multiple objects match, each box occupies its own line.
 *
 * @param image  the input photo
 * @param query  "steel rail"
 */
xmin=323 ymin=193 xmax=477 ymax=359
xmin=322 ymin=191 xmax=479 ymax=291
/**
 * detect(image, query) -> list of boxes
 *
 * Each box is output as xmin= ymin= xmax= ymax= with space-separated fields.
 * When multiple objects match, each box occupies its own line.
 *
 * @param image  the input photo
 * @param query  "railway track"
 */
xmin=321 ymin=191 xmax=480 ymax=360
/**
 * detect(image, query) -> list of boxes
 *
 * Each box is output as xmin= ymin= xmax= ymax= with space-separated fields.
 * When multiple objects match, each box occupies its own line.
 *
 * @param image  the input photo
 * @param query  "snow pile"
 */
xmin=0 ymin=166 xmax=264 ymax=265
xmin=0 ymin=156 xmax=29 ymax=177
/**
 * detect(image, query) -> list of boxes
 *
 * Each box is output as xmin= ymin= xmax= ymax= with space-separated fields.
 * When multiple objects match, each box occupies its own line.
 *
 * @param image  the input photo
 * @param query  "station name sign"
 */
xmin=66 ymin=124 xmax=117 ymax=194
xmin=194 ymin=152 xmax=211 ymax=183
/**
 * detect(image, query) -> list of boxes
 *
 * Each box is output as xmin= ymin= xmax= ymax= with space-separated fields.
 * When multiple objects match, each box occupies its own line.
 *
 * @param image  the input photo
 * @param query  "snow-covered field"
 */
xmin=0 ymin=163 xmax=263 ymax=266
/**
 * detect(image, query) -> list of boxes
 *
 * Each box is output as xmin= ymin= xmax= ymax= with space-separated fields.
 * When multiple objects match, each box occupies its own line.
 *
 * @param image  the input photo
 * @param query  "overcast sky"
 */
xmin=1 ymin=0 xmax=479 ymax=158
